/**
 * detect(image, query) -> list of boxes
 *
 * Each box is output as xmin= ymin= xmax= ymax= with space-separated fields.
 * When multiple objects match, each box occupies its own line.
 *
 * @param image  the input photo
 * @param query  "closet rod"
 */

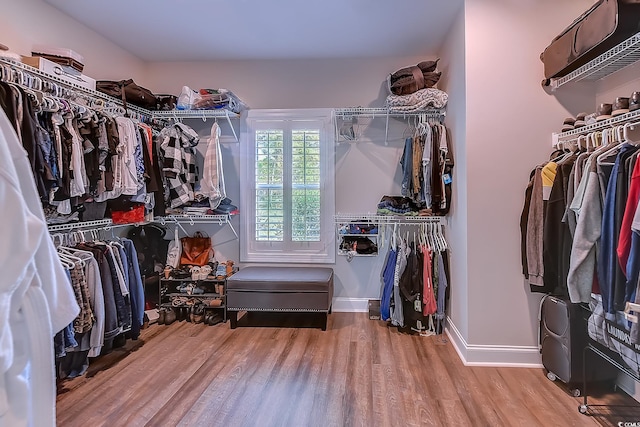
xmin=334 ymin=214 xmax=445 ymax=225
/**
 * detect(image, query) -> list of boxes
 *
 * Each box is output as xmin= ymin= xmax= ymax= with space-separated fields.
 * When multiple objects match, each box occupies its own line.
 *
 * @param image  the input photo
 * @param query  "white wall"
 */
xmin=146 ymin=56 xmax=442 ymax=303
xmin=0 ymin=0 xmax=147 ymax=82
xmin=438 ymin=6 xmax=468 ymax=342
xmin=596 ymin=61 xmax=640 ymax=107
xmin=145 ymin=57 xmax=435 ymax=110
xmin=456 ymin=0 xmax=594 ymax=364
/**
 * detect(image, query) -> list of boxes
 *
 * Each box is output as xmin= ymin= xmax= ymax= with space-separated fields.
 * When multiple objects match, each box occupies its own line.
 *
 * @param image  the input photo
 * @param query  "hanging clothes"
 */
xmin=199 ymin=122 xmax=227 ymax=209
xmin=0 ymin=106 xmax=79 ymax=427
xmin=160 ymin=122 xmax=199 ymax=208
xmin=380 ymin=244 xmax=398 ymax=321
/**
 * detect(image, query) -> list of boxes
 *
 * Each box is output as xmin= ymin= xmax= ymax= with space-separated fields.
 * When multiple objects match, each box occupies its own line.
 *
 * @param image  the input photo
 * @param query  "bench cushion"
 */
xmin=227 ymin=267 xmax=333 ymax=292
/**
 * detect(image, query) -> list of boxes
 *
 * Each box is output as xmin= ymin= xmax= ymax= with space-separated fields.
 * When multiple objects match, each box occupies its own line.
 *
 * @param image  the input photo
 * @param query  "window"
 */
xmin=240 ymin=109 xmax=335 ymax=263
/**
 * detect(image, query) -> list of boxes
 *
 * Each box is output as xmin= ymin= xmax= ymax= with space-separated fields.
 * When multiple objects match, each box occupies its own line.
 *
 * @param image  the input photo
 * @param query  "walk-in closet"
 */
xmin=2 ymin=0 xmax=640 ymax=425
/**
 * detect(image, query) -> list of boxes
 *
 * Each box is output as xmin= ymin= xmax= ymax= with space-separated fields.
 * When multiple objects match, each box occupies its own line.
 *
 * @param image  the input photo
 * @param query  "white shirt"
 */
xmin=0 ymin=108 xmax=79 ymax=427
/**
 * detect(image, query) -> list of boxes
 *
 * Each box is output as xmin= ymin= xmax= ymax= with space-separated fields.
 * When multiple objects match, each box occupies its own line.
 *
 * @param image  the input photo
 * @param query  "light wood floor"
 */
xmin=56 ymin=312 xmax=640 ymax=426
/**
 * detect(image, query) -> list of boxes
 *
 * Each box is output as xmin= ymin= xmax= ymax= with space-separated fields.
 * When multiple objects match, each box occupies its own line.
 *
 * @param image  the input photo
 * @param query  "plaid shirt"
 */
xmin=160 ymin=124 xmax=199 ymax=208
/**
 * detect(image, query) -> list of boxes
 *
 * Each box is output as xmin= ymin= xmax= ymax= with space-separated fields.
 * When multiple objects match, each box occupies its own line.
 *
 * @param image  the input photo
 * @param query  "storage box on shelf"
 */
xmin=21 ymin=56 xmax=96 ymax=91
xmin=336 ymin=221 xmax=379 ymax=258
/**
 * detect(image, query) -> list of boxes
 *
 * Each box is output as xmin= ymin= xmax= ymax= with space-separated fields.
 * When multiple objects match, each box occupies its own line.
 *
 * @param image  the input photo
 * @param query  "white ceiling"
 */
xmin=44 ymin=0 xmax=463 ymax=62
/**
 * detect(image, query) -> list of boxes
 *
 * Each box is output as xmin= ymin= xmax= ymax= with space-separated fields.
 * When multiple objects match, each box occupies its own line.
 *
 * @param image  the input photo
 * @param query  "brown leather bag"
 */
xmin=96 ymin=79 xmax=157 ymax=109
xmin=180 ymin=232 xmax=213 ymax=267
xmin=541 ymin=0 xmax=640 ymax=79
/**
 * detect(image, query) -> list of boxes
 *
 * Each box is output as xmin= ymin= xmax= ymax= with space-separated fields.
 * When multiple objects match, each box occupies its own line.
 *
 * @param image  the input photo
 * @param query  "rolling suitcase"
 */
xmin=540 ymin=295 xmax=617 ymax=396
xmin=540 ymin=0 xmax=640 ymax=79
xmin=540 ymin=295 xmax=587 ymax=396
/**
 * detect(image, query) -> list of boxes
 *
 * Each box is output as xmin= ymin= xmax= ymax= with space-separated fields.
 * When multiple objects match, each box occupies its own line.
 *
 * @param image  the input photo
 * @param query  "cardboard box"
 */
xmin=21 ymin=56 xmax=96 ymax=91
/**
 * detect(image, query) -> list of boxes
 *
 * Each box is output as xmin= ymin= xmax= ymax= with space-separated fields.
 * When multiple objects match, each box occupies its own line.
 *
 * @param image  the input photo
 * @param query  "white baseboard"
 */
xmin=446 ymin=316 xmax=543 ymax=368
xmin=332 ymin=297 xmax=369 ymax=312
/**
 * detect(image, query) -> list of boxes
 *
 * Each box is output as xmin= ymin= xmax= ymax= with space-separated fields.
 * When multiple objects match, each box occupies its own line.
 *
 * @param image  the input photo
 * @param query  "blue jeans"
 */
xmin=400 ymin=138 xmax=413 ymax=197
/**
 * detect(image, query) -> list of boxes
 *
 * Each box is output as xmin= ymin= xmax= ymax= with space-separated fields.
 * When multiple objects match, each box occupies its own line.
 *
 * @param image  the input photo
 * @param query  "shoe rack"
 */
xmin=158 ymin=267 xmax=239 ymax=325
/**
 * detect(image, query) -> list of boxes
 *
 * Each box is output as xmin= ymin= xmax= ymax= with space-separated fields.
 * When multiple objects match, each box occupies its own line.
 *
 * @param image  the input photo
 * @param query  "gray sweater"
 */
xmin=527 ymin=166 xmax=545 ymax=287
xmin=567 ymin=161 xmax=602 ymax=303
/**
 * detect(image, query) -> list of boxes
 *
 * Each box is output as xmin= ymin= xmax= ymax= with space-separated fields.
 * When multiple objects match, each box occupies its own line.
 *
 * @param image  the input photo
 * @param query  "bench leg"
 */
xmin=322 ymin=312 xmax=328 ymax=331
xmin=229 ymin=311 xmax=237 ymax=329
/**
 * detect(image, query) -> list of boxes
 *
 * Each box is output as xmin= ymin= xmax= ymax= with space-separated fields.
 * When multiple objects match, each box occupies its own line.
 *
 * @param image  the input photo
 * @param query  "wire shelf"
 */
xmin=0 ymin=58 xmax=240 ymax=123
xmin=553 ymin=108 xmax=640 ymax=146
xmin=551 ymin=32 xmax=640 ymax=90
xmin=334 ymin=214 xmax=445 ymax=225
xmin=152 ymin=110 xmax=239 ymax=119
xmin=0 ymin=58 xmax=154 ymax=118
xmin=47 ymin=219 xmax=113 ymax=232
xmin=158 ymin=214 xmax=231 ymax=224
xmin=156 ymin=214 xmax=238 ymax=239
xmin=333 ymin=107 xmax=445 ymax=118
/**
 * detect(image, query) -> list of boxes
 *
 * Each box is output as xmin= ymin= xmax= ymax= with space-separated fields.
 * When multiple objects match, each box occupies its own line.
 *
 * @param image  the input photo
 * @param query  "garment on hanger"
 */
xmin=199 ymin=122 xmax=227 ymax=209
xmin=0 ymin=106 xmax=79 ymax=427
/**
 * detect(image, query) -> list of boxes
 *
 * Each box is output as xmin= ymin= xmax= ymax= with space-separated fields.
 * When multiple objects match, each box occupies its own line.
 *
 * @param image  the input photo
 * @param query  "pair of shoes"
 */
xmin=612 ymin=97 xmax=630 ymax=116
xmin=165 ymin=308 xmax=177 ymax=325
xmin=561 ymin=117 xmax=575 ymax=132
xmin=630 ymin=91 xmax=640 ymax=112
xmin=190 ymin=304 xmax=205 ymax=324
xmin=597 ymin=96 xmax=632 ymax=121
xmin=204 ymin=312 xmax=223 ymax=326
xmin=574 ymin=112 xmax=587 ymax=128
xmin=226 ymin=260 xmax=235 ymax=277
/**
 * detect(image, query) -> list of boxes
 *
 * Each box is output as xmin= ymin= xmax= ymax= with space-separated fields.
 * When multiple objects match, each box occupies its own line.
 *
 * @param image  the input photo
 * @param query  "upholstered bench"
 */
xmin=226 ymin=267 xmax=334 ymax=330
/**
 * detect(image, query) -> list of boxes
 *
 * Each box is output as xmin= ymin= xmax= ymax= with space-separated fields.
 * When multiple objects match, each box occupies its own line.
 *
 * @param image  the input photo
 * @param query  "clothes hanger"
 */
xmin=57 ymin=246 xmax=85 ymax=267
xmin=623 ymin=121 xmax=640 ymax=145
xmin=56 ymin=253 xmax=76 ymax=269
xmin=597 ymin=125 xmax=625 ymax=165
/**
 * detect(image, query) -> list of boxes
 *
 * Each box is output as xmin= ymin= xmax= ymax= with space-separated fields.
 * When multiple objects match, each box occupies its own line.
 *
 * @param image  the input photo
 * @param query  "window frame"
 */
xmin=240 ymin=109 xmax=335 ymax=263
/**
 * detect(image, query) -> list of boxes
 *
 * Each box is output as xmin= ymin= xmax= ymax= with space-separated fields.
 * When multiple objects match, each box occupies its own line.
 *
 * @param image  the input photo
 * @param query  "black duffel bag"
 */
xmin=96 ymin=79 xmax=157 ymax=109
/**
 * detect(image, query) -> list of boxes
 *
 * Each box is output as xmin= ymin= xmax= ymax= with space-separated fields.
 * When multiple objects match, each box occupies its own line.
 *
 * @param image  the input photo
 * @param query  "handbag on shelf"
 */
xmin=180 ymin=231 xmax=214 ymax=267
xmin=96 ymin=79 xmax=157 ymax=109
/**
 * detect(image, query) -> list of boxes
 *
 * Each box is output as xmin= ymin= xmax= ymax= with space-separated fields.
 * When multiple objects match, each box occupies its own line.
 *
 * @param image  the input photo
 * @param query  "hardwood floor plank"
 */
xmin=307 ymin=312 xmax=351 ymax=427
xmin=55 ymin=313 xmax=639 ymax=427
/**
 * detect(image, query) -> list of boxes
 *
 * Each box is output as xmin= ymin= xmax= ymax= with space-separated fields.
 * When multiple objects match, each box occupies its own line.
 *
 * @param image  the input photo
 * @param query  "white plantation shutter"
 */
xmin=240 ymin=110 xmax=335 ymax=263
xmin=255 ymin=129 xmax=284 ymax=241
xmin=291 ymin=129 xmax=321 ymax=242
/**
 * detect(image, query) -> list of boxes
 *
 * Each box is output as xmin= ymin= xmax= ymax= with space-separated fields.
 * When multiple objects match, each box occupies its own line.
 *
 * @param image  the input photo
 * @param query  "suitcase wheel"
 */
xmin=571 ymin=388 xmax=581 ymax=397
xmin=546 ymin=371 xmax=557 ymax=381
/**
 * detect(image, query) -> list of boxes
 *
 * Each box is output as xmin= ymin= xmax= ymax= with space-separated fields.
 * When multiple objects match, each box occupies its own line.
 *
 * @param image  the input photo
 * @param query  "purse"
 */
xmin=180 ymin=231 xmax=214 ymax=267
xmin=96 ymin=79 xmax=157 ymax=109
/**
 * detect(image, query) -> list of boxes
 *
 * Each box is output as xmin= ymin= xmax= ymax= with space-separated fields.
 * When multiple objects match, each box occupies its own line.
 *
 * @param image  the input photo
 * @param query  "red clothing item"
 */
xmin=617 ymin=156 xmax=640 ymax=275
xmin=421 ymin=246 xmax=437 ymax=315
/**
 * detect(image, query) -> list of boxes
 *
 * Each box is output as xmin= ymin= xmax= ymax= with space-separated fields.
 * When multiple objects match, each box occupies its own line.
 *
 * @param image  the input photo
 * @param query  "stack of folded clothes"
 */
xmin=377 ymin=195 xmax=432 ymax=216
xmin=386 ymin=88 xmax=448 ymax=113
